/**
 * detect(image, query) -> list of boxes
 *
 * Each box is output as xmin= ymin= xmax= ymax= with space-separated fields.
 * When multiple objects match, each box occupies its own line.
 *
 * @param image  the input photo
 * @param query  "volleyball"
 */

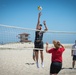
xmin=38 ymin=6 xmax=42 ymax=10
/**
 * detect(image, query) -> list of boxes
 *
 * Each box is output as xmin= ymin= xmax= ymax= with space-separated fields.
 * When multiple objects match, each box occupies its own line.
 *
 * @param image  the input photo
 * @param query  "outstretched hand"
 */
xmin=57 ymin=41 xmax=61 ymax=46
xmin=46 ymin=42 xmax=48 ymax=45
xmin=38 ymin=12 xmax=42 ymax=17
xmin=43 ymin=21 xmax=46 ymax=25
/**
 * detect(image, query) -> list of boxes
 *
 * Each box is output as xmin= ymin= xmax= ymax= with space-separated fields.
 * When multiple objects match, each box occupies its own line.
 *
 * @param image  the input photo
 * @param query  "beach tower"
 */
xmin=18 ymin=33 xmax=31 ymax=42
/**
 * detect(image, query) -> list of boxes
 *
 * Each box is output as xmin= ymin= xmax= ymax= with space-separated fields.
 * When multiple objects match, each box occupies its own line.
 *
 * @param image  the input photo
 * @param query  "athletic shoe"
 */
xmin=41 ymin=62 xmax=44 ymax=68
xmin=36 ymin=62 xmax=39 ymax=68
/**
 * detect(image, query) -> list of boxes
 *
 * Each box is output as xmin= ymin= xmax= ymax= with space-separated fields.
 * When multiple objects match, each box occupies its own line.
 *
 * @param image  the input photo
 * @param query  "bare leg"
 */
xmin=72 ymin=60 xmax=75 ymax=68
xmin=33 ymin=50 xmax=35 ymax=61
xmin=35 ymin=51 xmax=39 ymax=68
xmin=40 ymin=50 xmax=43 ymax=63
xmin=35 ymin=51 xmax=39 ymax=62
xmin=40 ymin=50 xmax=44 ymax=67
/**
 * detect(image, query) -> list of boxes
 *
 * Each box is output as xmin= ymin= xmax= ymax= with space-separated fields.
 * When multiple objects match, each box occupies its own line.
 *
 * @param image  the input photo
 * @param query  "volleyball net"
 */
xmin=0 ymin=24 xmax=76 ymax=50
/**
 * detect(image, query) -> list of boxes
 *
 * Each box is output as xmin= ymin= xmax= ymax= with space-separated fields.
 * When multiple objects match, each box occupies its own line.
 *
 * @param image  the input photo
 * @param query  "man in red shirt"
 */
xmin=46 ymin=40 xmax=65 ymax=75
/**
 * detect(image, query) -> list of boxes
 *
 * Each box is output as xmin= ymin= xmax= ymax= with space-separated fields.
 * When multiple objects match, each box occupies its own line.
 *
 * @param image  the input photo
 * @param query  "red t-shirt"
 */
xmin=47 ymin=47 xmax=65 ymax=62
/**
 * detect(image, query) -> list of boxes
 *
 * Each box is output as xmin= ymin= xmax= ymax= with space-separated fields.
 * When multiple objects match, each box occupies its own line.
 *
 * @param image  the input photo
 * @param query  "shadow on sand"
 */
xmin=25 ymin=63 xmax=35 ymax=65
xmin=62 ymin=67 xmax=76 ymax=70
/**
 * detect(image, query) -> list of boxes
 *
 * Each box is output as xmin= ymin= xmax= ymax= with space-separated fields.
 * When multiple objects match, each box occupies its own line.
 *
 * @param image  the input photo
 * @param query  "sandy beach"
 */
xmin=0 ymin=43 xmax=76 ymax=75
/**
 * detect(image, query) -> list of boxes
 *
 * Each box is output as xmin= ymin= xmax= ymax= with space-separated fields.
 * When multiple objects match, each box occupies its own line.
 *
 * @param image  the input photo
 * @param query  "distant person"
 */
xmin=33 ymin=12 xmax=48 ymax=68
xmin=46 ymin=40 xmax=65 ymax=75
xmin=71 ymin=40 xmax=76 ymax=68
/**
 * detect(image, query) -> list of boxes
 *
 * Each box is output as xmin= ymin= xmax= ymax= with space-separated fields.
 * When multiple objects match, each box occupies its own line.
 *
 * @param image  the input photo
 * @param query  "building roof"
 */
xmin=19 ymin=33 xmax=30 ymax=35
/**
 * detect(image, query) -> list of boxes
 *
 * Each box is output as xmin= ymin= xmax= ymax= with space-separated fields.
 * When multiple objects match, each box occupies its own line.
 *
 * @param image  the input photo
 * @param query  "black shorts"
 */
xmin=73 ymin=55 xmax=76 ymax=60
xmin=34 ymin=41 xmax=43 ymax=51
xmin=50 ymin=62 xmax=62 ymax=74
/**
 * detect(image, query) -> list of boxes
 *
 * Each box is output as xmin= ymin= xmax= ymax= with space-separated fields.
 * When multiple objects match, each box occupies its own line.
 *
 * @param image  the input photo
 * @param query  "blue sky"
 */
xmin=0 ymin=0 xmax=76 ymax=44
xmin=0 ymin=0 xmax=76 ymax=31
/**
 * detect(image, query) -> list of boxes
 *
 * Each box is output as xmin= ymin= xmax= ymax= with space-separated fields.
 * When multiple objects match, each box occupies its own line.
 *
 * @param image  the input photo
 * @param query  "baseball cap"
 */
xmin=40 ymin=24 xmax=42 ymax=26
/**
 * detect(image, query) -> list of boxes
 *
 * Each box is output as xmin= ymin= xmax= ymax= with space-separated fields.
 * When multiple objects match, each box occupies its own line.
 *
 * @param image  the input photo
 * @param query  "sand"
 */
xmin=0 ymin=43 xmax=76 ymax=75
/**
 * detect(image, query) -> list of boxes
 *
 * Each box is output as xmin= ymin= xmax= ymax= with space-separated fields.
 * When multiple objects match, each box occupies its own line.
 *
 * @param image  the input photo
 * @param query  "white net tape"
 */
xmin=0 ymin=24 xmax=76 ymax=50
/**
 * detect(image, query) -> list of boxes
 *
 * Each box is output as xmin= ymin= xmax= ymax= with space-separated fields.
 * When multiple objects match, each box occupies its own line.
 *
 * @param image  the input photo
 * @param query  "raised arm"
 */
xmin=46 ymin=42 xmax=49 ymax=53
xmin=36 ymin=12 xmax=42 ymax=29
xmin=43 ymin=21 xmax=48 ymax=31
xmin=57 ymin=41 xmax=65 ymax=50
